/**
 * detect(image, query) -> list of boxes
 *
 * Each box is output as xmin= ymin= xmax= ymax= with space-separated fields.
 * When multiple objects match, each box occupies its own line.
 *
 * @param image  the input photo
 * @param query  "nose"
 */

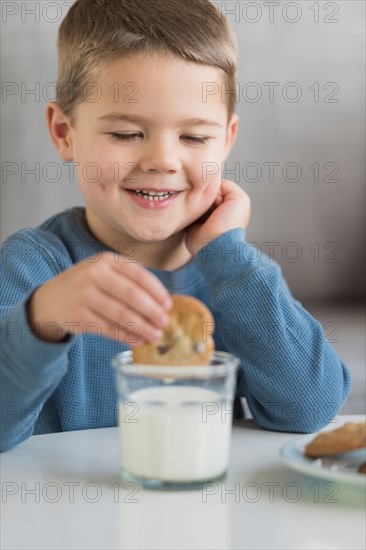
xmin=139 ymin=136 xmax=182 ymax=174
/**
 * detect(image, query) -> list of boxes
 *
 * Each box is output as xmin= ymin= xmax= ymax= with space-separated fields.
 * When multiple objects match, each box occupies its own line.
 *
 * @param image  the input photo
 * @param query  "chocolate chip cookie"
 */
xmin=132 ymin=294 xmax=215 ymax=365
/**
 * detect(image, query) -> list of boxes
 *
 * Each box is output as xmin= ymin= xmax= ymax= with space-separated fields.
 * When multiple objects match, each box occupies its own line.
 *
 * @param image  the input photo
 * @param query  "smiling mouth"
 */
xmin=129 ymin=189 xmax=178 ymax=202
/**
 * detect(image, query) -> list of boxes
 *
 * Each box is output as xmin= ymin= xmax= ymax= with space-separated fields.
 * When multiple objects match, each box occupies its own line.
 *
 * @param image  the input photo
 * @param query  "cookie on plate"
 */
xmin=304 ymin=422 xmax=366 ymax=458
xmin=132 ymin=294 xmax=215 ymax=365
xmin=358 ymin=462 xmax=366 ymax=474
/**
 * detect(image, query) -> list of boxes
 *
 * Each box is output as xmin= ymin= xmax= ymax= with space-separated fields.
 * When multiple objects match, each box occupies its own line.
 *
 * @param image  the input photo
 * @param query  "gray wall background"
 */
xmin=1 ymin=0 xmax=365 ymax=302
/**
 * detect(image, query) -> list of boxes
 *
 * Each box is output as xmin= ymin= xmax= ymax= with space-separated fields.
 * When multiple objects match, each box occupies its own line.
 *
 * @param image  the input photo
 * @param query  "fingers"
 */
xmin=220 ymin=180 xmax=251 ymax=216
xmin=95 ymin=256 xmax=170 ymax=326
xmin=87 ymin=286 xmax=166 ymax=344
xmin=28 ymin=252 xmax=173 ymax=345
xmin=219 ymin=179 xmax=241 ymax=197
xmin=107 ymin=254 xmax=172 ymax=310
xmin=213 ymin=193 xmax=224 ymax=207
xmin=78 ymin=253 xmax=173 ymax=343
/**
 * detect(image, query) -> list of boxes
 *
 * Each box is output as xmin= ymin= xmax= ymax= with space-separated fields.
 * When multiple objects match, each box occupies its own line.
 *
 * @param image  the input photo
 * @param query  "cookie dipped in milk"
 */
xmin=114 ymin=295 xmax=239 ymax=489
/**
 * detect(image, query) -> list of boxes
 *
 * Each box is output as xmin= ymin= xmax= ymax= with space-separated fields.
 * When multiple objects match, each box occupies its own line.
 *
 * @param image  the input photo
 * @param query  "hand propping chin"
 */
xmin=185 ymin=180 xmax=251 ymax=256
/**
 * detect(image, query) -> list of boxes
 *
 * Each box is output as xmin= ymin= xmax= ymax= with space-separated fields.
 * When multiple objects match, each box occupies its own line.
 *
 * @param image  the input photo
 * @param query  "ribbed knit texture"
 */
xmin=1 ymin=208 xmax=351 ymax=451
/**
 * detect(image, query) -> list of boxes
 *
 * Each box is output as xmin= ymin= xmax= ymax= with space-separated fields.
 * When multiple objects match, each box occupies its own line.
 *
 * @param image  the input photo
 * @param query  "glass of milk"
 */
xmin=113 ymin=350 xmax=239 ymax=490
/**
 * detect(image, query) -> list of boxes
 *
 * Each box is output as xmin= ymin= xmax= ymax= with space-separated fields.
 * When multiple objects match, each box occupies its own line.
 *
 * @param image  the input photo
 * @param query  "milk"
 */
xmin=118 ymin=386 xmax=233 ymax=482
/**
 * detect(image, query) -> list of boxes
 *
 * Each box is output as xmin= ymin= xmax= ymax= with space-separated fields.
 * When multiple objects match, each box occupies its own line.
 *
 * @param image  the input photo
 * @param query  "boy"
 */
xmin=0 ymin=0 xmax=350 ymax=451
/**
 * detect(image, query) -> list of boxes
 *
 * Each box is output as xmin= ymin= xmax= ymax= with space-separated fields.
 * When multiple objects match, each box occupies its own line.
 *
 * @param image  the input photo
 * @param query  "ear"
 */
xmin=224 ymin=113 xmax=239 ymax=159
xmin=46 ymin=102 xmax=74 ymax=161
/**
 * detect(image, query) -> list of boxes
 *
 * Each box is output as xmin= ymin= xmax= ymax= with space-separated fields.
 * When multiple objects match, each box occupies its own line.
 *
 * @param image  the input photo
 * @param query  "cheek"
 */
xmin=192 ymin=163 xmax=222 ymax=199
xmin=192 ymin=143 xmax=226 ymax=188
xmin=201 ymin=179 xmax=221 ymax=212
xmin=76 ymin=150 xmax=124 ymax=191
xmin=98 ymin=150 xmax=138 ymax=188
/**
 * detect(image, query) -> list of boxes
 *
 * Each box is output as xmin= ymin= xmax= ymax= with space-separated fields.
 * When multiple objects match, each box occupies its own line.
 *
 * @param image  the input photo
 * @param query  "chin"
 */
xmin=131 ymin=229 xmax=172 ymax=243
xmin=123 ymin=219 xmax=186 ymax=243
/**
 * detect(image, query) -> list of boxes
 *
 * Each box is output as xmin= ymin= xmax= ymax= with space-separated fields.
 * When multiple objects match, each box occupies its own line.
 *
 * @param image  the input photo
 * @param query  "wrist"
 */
xmin=192 ymin=227 xmax=242 ymax=257
xmin=194 ymin=227 xmax=252 ymax=285
xmin=188 ymin=233 xmax=221 ymax=257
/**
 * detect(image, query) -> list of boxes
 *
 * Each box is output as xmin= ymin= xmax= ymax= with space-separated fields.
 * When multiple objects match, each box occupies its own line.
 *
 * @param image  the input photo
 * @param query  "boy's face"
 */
xmin=55 ymin=54 xmax=238 ymax=248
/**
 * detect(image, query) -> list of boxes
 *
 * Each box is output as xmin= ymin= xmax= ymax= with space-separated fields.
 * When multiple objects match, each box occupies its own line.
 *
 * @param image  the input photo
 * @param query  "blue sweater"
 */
xmin=0 ymin=208 xmax=351 ymax=451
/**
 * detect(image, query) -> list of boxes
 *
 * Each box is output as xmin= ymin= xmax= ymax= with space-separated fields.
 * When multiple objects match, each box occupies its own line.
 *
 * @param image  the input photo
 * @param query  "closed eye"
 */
xmin=183 ymin=135 xmax=211 ymax=144
xmin=108 ymin=133 xmax=211 ymax=144
xmin=108 ymin=133 xmax=142 ymax=142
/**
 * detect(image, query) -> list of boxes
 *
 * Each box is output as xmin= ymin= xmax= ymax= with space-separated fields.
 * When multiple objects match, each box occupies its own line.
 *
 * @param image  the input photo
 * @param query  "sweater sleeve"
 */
xmin=0 ymin=231 xmax=72 ymax=451
xmin=194 ymin=228 xmax=351 ymax=433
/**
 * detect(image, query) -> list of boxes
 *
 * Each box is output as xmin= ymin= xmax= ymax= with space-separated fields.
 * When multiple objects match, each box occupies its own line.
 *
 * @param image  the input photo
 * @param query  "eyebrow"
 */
xmin=98 ymin=113 xmax=223 ymax=128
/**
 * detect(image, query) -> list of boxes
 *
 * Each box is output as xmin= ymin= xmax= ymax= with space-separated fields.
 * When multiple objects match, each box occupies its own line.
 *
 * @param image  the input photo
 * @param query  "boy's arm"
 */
xmin=1 ymin=229 xmax=172 ymax=451
xmin=194 ymin=228 xmax=351 ymax=434
xmin=0 ymin=232 xmax=72 ymax=451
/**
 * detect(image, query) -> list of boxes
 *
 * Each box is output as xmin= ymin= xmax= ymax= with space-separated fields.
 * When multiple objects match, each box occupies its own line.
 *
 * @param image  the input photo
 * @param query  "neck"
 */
xmin=132 ymin=235 xmax=193 ymax=271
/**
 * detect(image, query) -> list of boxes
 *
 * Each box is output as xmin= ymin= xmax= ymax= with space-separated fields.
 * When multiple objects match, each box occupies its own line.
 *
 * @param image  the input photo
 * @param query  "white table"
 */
xmin=1 ymin=416 xmax=365 ymax=550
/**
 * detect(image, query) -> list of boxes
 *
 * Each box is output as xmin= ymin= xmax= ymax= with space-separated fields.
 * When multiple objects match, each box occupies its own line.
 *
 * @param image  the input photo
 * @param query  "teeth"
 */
xmin=133 ymin=189 xmax=176 ymax=201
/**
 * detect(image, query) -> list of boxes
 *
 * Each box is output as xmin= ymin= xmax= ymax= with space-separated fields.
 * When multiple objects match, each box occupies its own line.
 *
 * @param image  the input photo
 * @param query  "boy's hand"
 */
xmin=27 ymin=253 xmax=172 ymax=345
xmin=185 ymin=180 xmax=251 ymax=257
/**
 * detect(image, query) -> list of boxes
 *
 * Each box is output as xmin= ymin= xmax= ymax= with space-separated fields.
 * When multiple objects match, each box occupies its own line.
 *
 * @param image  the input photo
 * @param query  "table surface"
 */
xmin=1 ymin=415 xmax=365 ymax=550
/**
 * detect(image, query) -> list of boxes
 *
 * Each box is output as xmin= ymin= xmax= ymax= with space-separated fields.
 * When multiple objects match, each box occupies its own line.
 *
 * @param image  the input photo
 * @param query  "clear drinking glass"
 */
xmin=113 ymin=350 xmax=239 ymax=490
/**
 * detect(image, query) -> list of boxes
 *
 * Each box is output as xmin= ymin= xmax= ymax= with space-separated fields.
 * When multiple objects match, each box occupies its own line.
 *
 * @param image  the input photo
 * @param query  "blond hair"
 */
xmin=56 ymin=0 xmax=238 ymax=123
